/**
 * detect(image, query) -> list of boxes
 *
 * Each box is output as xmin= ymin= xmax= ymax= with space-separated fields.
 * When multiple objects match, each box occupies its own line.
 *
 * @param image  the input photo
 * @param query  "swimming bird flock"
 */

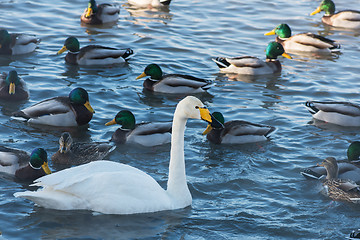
xmin=0 ymin=0 xmax=359 ymax=219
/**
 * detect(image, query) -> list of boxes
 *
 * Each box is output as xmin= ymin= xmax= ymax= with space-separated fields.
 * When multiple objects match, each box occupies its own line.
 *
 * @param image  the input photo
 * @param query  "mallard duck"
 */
xmin=14 ymin=96 xmax=221 ymax=214
xmin=0 ymin=70 xmax=29 ymax=101
xmin=81 ymin=0 xmax=120 ymax=25
xmin=105 ymin=110 xmax=172 ymax=146
xmin=317 ymin=157 xmax=360 ymax=203
xmin=12 ymin=87 xmax=95 ymax=127
xmin=128 ymin=0 xmax=171 ymax=8
xmin=0 ymin=29 xmax=40 ymax=55
xmin=310 ymin=0 xmax=360 ymax=29
xmin=136 ymin=63 xmax=212 ymax=94
xmin=51 ymin=132 xmax=115 ymax=165
xmin=212 ymin=41 xmax=292 ymax=75
xmin=301 ymin=142 xmax=360 ymax=183
xmin=202 ymin=112 xmax=276 ymax=144
xmin=264 ymin=23 xmax=340 ymax=54
xmin=0 ymin=147 xmax=51 ymax=182
xmin=305 ymin=100 xmax=360 ymax=127
xmin=57 ymin=36 xmax=134 ymax=66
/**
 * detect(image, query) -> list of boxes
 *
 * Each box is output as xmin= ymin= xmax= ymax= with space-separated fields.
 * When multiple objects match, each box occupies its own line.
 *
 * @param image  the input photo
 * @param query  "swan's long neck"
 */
xmin=167 ymin=106 xmax=191 ymax=201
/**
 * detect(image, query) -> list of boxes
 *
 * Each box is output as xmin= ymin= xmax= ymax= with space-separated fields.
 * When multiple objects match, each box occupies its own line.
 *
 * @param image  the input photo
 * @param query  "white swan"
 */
xmin=14 ymin=96 xmax=219 ymax=215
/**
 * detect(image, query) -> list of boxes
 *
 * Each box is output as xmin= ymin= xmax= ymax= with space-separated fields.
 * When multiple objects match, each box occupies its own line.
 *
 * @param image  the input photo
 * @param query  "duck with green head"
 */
xmin=310 ymin=0 xmax=360 ymax=29
xmin=265 ymin=23 xmax=340 ymax=54
xmin=305 ymin=100 xmax=360 ymax=127
xmin=12 ymin=87 xmax=95 ymax=127
xmin=202 ymin=112 xmax=276 ymax=144
xmin=52 ymin=132 xmax=114 ymax=165
xmin=57 ymin=36 xmax=133 ymax=66
xmin=105 ymin=110 xmax=172 ymax=146
xmin=0 ymin=147 xmax=51 ymax=182
xmin=81 ymin=0 xmax=120 ymax=25
xmin=212 ymin=41 xmax=292 ymax=75
xmin=136 ymin=63 xmax=212 ymax=94
xmin=0 ymin=70 xmax=29 ymax=101
xmin=0 ymin=29 xmax=40 ymax=55
xmin=317 ymin=157 xmax=360 ymax=203
xmin=301 ymin=142 xmax=360 ymax=184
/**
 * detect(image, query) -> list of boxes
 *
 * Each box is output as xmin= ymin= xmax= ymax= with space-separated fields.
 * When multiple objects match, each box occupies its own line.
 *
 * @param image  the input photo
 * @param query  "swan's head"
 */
xmin=178 ymin=96 xmax=224 ymax=127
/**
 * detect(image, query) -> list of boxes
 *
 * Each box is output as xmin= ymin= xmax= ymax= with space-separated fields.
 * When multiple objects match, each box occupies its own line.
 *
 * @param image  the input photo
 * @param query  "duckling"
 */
xmin=12 ymin=87 xmax=95 ymax=127
xmin=105 ymin=110 xmax=172 ymax=146
xmin=51 ymin=132 xmax=114 ymax=165
xmin=0 ymin=29 xmax=40 ymax=55
xmin=0 ymin=70 xmax=29 ymax=101
xmin=310 ymin=0 xmax=360 ymax=29
xmin=301 ymin=142 xmax=360 ymax=183
xmin=57 ymin=36 xmax=134 ymax=66
xmin=128 ymin=0 xmax=171 ymax=8
xmin=202 ymin=112 xmax=276 ymax=144
xmin=136 ymin=63 xmax=212 ymax=94
xmin=305 ymin=100 xmax=360 ymax=127
xmin=213 ymin=41 xmax=292 ymax=75
xmin=0 ymin=147 xmax=51 ymax=182
xmin=81 ymin=0 xmax=120 ymax=25
xmin=318 ymin=157 xmax=360 ymax=203
xmin=264 ymin=23 xmax=340 ymax=54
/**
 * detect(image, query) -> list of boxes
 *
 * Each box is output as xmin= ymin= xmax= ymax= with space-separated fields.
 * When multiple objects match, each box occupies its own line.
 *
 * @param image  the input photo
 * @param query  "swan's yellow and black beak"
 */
xmin=84 ymin=101 xmax=95 ymax=113
xmin=42 ymin=162 xmax=52 ymax=175
xmin=310 ymin=6 xmax=321 ymax=16
xmin=199 ymin=107 xmax=224 ymax=131
xmin=57 ymin=46 xmax=68 ymax=55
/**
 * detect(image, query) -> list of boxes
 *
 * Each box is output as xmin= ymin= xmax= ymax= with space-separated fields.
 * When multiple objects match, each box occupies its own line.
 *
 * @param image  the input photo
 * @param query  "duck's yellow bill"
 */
xmin=202 ymin=124 xmax=213 ymax=135
xmin=9 ymin=82 xmax=15 ymax=95
xmin=57 ymin=46 xmax=68 ymax=55
xmin=310 ymin=7 xmax=321 ymax=16
xmin=282 ymin=53 xmax=292 ymax=59
xmin=264 ymin=29 xmax=276 ymax=36
xmin=105 ymin=118 xmax=116 ymax=126
xmin=84 ymin=101 xmax=95 ymax=113
xmin=317 ymin=162 xmax=325 ymax=167
xmin=136 ymin=72 xmax=147 ymax=80
xmin=85 ymin=7 xmax=93 ymax=18
xmin=42 ymin=162 xmax=52 ymax=175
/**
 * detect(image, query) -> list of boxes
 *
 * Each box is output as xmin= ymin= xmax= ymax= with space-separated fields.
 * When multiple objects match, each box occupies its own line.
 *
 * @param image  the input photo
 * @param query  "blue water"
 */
xmin=1 ymin=0 xmax=360 ymax=239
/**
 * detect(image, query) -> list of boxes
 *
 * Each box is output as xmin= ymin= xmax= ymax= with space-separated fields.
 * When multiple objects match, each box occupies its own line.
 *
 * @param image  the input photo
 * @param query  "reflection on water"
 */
xmin=125 ymin=5 xmax=172 ymax=25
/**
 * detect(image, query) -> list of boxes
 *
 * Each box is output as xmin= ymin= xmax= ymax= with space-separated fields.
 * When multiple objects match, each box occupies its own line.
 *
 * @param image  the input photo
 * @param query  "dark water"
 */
xmin=1 ymin=0 xmax=360 ymax=239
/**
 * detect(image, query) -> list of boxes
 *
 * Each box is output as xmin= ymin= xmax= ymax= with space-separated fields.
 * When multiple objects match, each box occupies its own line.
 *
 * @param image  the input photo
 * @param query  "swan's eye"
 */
xmin=195 ymin=106 xmax=199 ymax=109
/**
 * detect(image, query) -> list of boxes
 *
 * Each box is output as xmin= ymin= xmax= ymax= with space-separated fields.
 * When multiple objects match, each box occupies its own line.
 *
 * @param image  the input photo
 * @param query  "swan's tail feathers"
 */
xmin=122 ymin=48 xmax=134 ymax=60
xmin=160 ymin=0 xmax=171 ymax=5
xmin=212 ymin=57 xmax=230 ymax=69
xmin=305 ymin=101 xmax=319 ymax=115
xmin=300 ymin=168 xmax=324 ymax=180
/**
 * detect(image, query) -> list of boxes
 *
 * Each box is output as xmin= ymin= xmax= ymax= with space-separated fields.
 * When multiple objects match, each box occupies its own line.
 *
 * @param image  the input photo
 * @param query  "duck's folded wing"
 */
xmin=133 ymin=122 xmax=172 ymax=135
xmin=161 ymin=74 xmax=211 ymax=88
xmin=224 ymin=56 xmax=265 ymax=68
xmin=79 ymin=46 xmax=133 ymax=60
xmin=222 ymin=120 xmax=275 ymax=137
xmin=99 ymin=4 xmax=120 ymax=15
xmin=335 ymin=11 xmax=360 ymax=21
xmin=13 ymin=97 xmax=70 ymax=119
xmin=290 ymin=33 xmax=339 ymax=49
xmin=336 ymin=179 xmax=359 ymax=192
xmin=12 ymin=33 xmax=40 ymax=45
xmin=306 ymin=101 xmax=360 ymax=116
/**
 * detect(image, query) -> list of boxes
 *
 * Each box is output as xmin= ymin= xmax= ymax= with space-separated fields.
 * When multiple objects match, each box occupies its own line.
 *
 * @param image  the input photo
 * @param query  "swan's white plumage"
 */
xmin=14 ymin=96 xmax=206 ymax=215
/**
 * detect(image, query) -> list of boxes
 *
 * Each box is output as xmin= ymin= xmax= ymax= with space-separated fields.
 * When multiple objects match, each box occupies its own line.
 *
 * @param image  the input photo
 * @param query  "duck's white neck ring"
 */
xmin=29 ymin=162 xmax=41 ymax=170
